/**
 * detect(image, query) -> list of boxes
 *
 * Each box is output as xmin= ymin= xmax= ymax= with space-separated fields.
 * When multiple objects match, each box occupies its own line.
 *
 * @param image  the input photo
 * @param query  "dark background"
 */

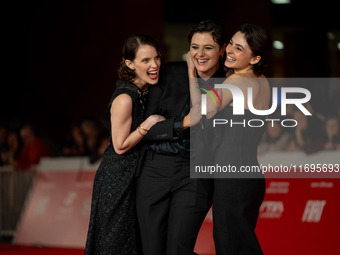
xmin=2 ymin=0 xmax=340 ymax=154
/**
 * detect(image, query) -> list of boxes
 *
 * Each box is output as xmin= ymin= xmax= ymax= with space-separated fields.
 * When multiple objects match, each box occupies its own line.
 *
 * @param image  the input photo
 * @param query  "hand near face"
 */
xmin=186 ymin=51 xmax=196 ymax=77
xmin=189 ymin=100 xmax=202 ymax=127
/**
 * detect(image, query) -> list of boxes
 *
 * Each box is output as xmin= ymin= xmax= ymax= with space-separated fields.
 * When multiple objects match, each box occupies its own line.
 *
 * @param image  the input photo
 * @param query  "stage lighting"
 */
xmin=273 ymin=40 xmax=284 ymax=50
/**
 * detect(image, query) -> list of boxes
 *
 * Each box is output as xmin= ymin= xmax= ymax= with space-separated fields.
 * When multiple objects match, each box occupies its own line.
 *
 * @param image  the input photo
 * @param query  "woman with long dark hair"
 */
xmin=188 ymin=24 xmax=272 ymax=254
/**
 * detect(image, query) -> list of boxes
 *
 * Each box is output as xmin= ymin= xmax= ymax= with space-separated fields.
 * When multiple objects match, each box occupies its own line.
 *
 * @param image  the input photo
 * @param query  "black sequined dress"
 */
xmin=85 ymin=80 xmax=146 ymax=255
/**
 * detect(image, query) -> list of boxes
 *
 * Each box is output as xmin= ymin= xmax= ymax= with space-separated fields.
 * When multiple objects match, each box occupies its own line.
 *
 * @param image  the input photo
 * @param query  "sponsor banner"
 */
xmin=14 ymin=167 xmax=95 ymax=248
xmin=13 ymin=157 xmax=339 ymax=254
xmin=195 ymin=178 xmax=340 ymax=254
xmin=256 ymin=178 xmax=339 ymax=254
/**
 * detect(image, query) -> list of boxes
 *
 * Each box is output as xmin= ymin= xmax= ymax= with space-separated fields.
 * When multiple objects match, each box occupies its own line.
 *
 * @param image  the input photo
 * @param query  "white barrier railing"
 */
xmin=0 ymin=166 xmax=35 ymax=238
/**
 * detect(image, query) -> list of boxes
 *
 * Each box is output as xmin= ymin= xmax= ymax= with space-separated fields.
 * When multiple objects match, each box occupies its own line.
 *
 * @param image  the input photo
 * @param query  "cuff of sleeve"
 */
xmin=173 ymin=117 xmax=183 ymax=139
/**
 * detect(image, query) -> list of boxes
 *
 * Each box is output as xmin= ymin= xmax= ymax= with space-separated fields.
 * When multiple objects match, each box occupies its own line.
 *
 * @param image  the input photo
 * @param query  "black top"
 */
xmin=147 ymin=62 xmax=226 ymax=158
xmin=103 ymin=79 xmax=148 ymax=152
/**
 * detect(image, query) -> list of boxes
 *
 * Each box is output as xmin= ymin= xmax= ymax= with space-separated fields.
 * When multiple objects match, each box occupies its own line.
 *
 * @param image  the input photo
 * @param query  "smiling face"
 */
xmin=189 ymin=32 xmax=224 ymax=79
xmin=225 ymin=31 xmax=260 ymax=74
xmin=125 ymin=44 xmax=161 ymax=89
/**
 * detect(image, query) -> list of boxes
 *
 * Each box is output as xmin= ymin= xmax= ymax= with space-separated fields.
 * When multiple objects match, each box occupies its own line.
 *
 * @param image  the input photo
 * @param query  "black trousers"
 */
xmin=136 ymin=151 xmax=212 ymax=255
xmin=213 ymin=178 xmax=265 ymax=255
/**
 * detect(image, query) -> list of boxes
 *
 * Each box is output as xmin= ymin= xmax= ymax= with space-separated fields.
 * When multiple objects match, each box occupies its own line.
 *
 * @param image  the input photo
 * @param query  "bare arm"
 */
xmin=205 ymin=74 xmax=251 ymax=119
xmin=186 ymin=52 xmax=235 ymax=120
xmin=186 ymin=52 xmax=220 ymax=125
xmin=187 ymin=52 xmax=201 ymax=107
xmin=110 ymin=94 xmax=165 ymax=154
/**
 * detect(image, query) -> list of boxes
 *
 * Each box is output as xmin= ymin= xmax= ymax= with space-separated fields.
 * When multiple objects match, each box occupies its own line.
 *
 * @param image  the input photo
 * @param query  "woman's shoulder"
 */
xmin=115 ymin=80 xmax=141 ymax=95
xmin=227 ymin=72 xmax=262 ymax=80
xmin=110 ymin=93 xmax=133 ymax=112
xmin=227 ymin=73 xmax=268 ymax=87
xmin=224 ymin=73 xmax=253 ymax=89
xmin=114 ymin=92 xmax=132 ymax=102
xmin=116 ymin=79 xmax=135 ymax=90
xmin=108 ymin=80 xmax=137 ymax=104
xmin=111 ymin=85 xmax=133 ymax=102
xmin=228 ymin=72 xmax=245 ymax=79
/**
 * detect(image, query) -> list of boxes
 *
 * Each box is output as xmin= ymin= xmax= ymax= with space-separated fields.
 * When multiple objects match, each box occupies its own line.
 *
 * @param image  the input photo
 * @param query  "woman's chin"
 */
xmin=148 ymin=78 xmax=159 ymax=85
xmin=195 ymin=66 xmax=209 ymax=73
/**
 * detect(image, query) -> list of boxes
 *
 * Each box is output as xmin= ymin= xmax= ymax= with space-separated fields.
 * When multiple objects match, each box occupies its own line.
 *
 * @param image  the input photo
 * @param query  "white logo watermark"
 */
xmin=200 ymin=84 xmax=312 ymax=128
xmin=201 ymin=84 xmax=312 ymax=116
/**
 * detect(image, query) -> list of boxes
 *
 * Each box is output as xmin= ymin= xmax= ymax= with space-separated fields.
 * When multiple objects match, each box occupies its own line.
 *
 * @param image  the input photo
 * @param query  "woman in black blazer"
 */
xmin=136 ymin=20 xmax=227 ymax=255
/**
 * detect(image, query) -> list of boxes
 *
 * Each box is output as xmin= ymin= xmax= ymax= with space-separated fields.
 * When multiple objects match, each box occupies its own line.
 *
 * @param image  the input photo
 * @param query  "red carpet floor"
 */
xmin=0 ymin=244 xmax=215 ymax=255
xmin=0 ymin=244 xmax=85 ymax=255
xmin=0 ymin=244 xmax=216 ymax=255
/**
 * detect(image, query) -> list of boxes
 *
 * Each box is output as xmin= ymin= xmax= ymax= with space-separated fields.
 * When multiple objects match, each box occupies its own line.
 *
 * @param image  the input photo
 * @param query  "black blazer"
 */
xmin=136 ymin=61 xmax=189 ymax=176
xmin=144 ymin=61 xmax=189 ymax=141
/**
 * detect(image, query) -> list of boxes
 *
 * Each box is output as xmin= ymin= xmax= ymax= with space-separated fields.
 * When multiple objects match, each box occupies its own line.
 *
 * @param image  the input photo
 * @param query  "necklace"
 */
xmin=136 ymin=85 xmax=149 ymax=110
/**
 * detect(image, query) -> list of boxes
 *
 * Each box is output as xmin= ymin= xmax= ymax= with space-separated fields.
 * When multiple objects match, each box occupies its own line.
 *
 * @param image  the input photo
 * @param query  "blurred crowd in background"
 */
xmin=258 ymin=102 xmax=340 ymax=156
xmin=0 ymin=118 xmax=109 ymax=170
xmin=1 ymin=94 xmax=339 ymax=170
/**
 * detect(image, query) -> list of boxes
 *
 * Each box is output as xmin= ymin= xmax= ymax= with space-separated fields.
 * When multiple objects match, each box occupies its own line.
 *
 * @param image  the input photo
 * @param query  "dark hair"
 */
xmin=188 ymin=20 xmax=227 ymax=49
xmin=118 ymin=34 xmax=161 ymax=82
xmin=238 ymin=24 xmax=272 ymax=76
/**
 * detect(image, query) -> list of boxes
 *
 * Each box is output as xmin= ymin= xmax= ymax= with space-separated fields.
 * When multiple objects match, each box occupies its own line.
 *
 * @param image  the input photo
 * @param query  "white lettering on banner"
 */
xmin=302 ymin=200 xmax=326 ymax=223
xmin=259 ymin=201 xmax=284 ymax=218
xmin=64 ymin=191 xmax=77 ymax=206
xmin=310 ymin=182 xmax=334 ymax=188
xmin=35 ymin=196 xmax=50 ymax=215
xmin=266 ymin=182 xmax=290 ymax=194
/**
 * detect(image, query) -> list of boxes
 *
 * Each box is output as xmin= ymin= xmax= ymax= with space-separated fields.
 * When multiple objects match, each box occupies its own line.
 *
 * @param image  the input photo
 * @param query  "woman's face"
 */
xmin=225 ymin=31 xmax=259 ymax=72
xmin=127 ymin=44 xmax=161 ymax=88
xmin=190 ymin=32 xmax=223 ymax=79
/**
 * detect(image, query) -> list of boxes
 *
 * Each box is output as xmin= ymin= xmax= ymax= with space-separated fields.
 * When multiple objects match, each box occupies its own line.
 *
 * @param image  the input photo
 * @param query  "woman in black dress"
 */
xmin=85 ymin=34 xmax=165 ymax=255
xmin=188 ymin=24 xmax=272 ymax=254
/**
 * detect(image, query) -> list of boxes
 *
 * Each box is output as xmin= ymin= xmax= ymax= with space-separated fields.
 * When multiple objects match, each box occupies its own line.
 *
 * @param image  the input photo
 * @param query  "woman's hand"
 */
xmin=142 ymin=114 xmax=166 ymax=130
xmin=186 ymin=51 xmax=196 ymax=78
xmin=182 ymin=113 xmax=190 ymax=130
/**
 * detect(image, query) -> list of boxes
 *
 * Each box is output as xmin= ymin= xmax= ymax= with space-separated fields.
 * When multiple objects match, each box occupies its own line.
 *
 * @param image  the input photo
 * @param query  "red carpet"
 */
xmin=0 ymin=244 xmax=214 ymax=255
xmin=0 ymin=244 xmax=84 ymax=255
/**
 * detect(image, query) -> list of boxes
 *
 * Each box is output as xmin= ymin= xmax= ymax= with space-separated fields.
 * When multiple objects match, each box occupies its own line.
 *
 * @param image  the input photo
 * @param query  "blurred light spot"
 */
xmin=338 ymin=42 xmax=340 ymax=50
xmin=327 ymin=32 xmax=335 ymax=40
xmin=273 ymin=40 xmax=284 ymax=50
xmin=271 ymin=0 xmax=291 ymax=4
xmin=182 ymin=53 xmax=187 ymax=61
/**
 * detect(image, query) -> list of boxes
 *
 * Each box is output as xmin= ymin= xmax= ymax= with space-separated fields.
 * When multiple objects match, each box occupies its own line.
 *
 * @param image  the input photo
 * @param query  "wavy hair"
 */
xmin=238 ymin=24 xmax=272 ymax=76
xmin=118 ymin=34 xmax=161 ymax=82
xmin=188 ymin=20 xmax=227 ymax=49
